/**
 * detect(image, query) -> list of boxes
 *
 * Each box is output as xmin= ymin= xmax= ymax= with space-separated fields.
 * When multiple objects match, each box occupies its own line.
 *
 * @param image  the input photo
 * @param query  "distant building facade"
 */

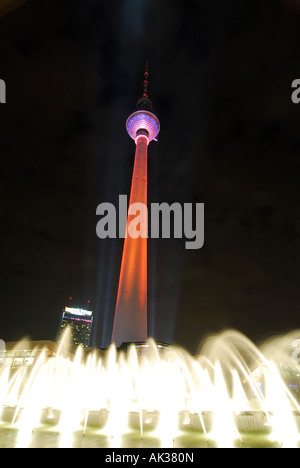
xmin=59 ymin=307 xmax=93 ymax=348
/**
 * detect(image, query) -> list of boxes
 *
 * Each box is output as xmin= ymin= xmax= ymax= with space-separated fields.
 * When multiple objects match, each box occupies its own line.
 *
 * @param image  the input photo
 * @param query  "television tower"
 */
xmin=111 ymin=63 xmax=160 ymax=346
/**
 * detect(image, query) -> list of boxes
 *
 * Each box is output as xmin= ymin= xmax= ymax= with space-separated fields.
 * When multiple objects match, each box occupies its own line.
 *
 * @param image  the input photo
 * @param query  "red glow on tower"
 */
xmin=111 ymin=65 xmax=160 ymax=346
xmin=143 ymin=60 xmax=149 ymax=98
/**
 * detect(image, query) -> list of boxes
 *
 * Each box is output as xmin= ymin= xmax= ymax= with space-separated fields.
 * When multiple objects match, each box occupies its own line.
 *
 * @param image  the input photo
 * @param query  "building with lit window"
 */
xmin=59 ymin=307 xmax=93 ymax=348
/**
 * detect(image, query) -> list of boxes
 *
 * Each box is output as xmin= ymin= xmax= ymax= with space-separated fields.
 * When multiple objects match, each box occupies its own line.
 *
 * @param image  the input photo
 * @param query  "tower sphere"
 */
xmin=126 ymin=97 xmax=160 ymax=143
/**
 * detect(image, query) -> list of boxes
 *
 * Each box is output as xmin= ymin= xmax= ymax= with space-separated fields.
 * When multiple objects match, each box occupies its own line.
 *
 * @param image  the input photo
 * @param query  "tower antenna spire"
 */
xmin=143 ymin=60 xmax=149 ymax=98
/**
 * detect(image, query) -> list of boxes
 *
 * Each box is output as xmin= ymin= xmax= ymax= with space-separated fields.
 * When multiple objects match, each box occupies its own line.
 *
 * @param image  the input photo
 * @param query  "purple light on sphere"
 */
xmin=126 ymin=111 xmax=160 ymax=142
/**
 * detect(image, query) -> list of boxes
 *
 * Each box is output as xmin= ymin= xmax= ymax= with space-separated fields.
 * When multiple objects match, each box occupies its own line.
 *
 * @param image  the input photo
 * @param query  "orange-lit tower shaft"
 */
xmin=112 ymin=135 xmax=148 ymax=345
xmin=112 ymin=65 xmax=160 ymax=346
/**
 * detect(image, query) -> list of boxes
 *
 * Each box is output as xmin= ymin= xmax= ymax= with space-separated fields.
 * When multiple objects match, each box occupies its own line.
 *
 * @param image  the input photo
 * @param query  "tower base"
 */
xmin=117 ymin=340 xmax=170 ymax=356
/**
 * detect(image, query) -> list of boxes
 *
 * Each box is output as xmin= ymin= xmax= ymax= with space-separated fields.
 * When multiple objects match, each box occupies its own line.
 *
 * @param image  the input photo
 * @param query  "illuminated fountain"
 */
xmin=1 ymin=328 xmax=300 ymax=448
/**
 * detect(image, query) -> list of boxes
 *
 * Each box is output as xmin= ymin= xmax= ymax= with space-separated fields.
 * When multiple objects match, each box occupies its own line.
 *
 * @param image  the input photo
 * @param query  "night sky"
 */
xmin=0 ymin=0 xmax=299 ymax=353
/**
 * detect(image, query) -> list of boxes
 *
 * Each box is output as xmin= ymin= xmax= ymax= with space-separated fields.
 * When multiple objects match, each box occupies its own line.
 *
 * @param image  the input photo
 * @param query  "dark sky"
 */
xmin=0 ymin=0 xmax=299 ymax=353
